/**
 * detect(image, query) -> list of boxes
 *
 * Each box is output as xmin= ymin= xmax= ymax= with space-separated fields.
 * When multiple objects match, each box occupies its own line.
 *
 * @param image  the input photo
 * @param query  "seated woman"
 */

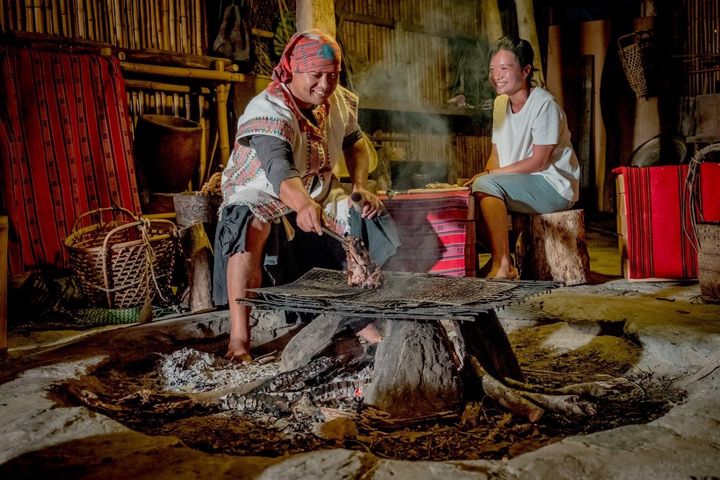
xmin=465 ymin=36 xmax=580 ymax=279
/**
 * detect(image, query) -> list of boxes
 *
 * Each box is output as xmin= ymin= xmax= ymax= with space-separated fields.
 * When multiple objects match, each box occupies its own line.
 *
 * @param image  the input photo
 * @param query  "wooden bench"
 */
xmin=511 ymin=209 xmax=590 ymax=285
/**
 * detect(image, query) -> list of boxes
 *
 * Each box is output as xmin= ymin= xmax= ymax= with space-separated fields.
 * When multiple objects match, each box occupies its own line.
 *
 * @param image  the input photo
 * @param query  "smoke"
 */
xmin=340 ymin=8 xmax=494 ymax=189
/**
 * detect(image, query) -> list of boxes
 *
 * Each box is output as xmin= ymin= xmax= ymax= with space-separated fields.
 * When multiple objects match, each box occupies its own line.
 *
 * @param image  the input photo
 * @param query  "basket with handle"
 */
xmin=64 ymin=206 xmax=178 ymax=308
xmin=618 ymin=30 xmax=656 ymax=98
xmin=684 ymin=143 xmax=720 ymax=302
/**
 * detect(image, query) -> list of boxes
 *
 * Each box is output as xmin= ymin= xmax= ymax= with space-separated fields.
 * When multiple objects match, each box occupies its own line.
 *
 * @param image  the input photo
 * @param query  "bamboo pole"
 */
xmin=132 ymin=0 xmax=141 ymax=49
xmin=160 ymin=0 xmax=169 ymax=50
xmin=198 ymin=95 xmax=207 ymax=184
xmin=177 ymin=0 xmax=185 ymax=53
xmin=120 ymin=62 xmax=248 ymax=82
xmin=35 ymin=0 xmax=46 ymax=33
xmin=113 ymin=0 xmax=123 ymax=46
xmin=147 ymin=0 xmax=154 ymax=48
xmin=88 ymin=0 xmax=97 ymax=40
xmin=124 ymin=79 xmax=211 ymax=95
xmin=194 ymin=0 xmax=201 ymax=55
xmin=49 ymin=0 xmax=59 ymax=34
xmin=214 ymin=60 xmax=231 ymax=167
xmin=168 ymin=0 xmax=176 ymax=51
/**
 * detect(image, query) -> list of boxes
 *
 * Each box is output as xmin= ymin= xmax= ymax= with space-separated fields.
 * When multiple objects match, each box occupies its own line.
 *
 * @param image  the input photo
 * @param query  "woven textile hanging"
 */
xmin=0 ymin=43 xmax=141 ymax=275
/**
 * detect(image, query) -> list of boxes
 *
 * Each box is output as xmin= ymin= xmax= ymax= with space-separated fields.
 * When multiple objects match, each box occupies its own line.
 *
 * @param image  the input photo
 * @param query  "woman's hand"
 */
xmin=463 ymin=170 xmax=491 ymax=187
xmin=351 ymin=188 xmax=384 ymax=219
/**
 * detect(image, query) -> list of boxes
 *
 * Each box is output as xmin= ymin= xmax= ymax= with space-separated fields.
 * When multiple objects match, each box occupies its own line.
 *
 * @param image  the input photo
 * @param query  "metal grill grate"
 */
xmin=241 ymin=268 xmax=556 ymax=321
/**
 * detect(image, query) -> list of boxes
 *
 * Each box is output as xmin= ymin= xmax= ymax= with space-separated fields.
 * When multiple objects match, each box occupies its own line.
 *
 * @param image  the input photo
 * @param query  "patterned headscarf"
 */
xmin=272 ymin=29 xmax=342 ymax=83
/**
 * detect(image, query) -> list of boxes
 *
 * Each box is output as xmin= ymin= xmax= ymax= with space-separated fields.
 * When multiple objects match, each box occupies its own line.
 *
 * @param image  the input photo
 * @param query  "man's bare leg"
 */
xmin=357 ymin=322 xmax=383 ymax=344
xmin=225 ymin=217 xmax=271 ymax=362
xmin=476 ymin=193 xmax=518 ymax=280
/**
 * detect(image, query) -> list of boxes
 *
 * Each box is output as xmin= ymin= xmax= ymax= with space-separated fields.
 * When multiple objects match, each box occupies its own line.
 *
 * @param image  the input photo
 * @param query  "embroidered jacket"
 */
xmin=221 ymin=82 xmax=359 ymax=223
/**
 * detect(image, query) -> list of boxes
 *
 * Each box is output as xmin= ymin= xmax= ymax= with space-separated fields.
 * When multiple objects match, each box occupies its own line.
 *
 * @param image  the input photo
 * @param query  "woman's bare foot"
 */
xmin=486 ymin=264 xmax=519 ymax=280
xmin=225 ymin=339 xmax=253 ymax=364
xmin=486 ymin=256 xmax=519 ymax=280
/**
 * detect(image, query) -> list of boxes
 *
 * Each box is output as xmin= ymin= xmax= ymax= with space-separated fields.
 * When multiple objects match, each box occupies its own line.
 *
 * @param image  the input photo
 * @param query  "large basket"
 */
xmin=684 ymin=143 xmax=720 ymax=302
xmin=618 ymin=30 xmax=656 ymax=98
xmin=64 ymin=207 xmax=178 ymax=308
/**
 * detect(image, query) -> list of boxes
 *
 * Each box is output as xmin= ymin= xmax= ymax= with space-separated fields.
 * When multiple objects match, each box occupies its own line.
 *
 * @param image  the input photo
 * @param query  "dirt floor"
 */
xmin=1 ymin=220 xmax=718 ymax=479
xmin=50 ymin=312 xmax=684 ymax=463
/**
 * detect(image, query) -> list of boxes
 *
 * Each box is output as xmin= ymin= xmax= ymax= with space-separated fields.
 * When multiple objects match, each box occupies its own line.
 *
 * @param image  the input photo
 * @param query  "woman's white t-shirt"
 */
xmin=492 ymin=87 xmax=580 ymax=201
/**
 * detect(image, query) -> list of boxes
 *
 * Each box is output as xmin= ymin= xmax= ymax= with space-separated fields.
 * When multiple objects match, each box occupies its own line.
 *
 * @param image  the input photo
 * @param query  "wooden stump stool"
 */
xmin=512 ymin=209 xmax=590 ymax=285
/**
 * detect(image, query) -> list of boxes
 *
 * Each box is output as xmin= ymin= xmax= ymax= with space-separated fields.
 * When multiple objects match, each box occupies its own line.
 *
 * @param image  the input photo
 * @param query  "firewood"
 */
xmin=503 ymin=375 xmax=638 ymax=398
xmin=514 ymin=390 xmax=596 ymax=417
xmin=470 ymin=355 xmax=599 ymax=421
xmin=469 ymin=355 xmax=544 ymax=423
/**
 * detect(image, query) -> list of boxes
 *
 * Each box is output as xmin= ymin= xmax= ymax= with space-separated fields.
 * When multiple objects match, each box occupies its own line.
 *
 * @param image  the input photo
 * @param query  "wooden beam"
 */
xmin=515 ymin=0 xmax=545 ymax=84
xmin=297 ymin=0 xmax=335 ymax=37
xmin=481 ymin=0 xmax=503 ymax=43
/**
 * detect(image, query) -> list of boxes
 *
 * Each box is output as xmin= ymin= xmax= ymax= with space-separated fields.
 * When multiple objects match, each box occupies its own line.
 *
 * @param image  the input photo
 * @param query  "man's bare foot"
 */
xmin=225 ymin=339 xmax=252 ymax=364
xmin=356 ymin=323 xmax=383 ymax=344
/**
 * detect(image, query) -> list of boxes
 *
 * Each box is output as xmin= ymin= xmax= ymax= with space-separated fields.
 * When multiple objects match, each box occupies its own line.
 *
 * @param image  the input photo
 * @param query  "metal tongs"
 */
xmin=321 ymin=225 xmax=348 ymax=247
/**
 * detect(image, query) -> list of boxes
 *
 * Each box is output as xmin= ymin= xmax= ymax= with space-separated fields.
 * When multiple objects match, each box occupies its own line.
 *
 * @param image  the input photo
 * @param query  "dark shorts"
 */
xmin=212 ymin=205 xmax=401 ymax=306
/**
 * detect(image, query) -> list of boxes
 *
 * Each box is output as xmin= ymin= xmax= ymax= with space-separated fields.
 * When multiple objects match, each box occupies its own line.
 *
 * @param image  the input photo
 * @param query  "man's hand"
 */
xmin=351 ymin=188 xmax=384 ymax=219
xmin=295 ymin=200 xmax=324 ymax=234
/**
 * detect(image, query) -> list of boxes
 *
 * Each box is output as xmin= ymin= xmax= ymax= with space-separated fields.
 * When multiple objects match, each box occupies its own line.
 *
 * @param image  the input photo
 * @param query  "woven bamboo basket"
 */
xmin=685 ymin=143 xmax=720 ymax=302
xmin=64 ymin=207 xmax=178 ymax=308
xmin=618 ymin=30 xmax=656 ymax=98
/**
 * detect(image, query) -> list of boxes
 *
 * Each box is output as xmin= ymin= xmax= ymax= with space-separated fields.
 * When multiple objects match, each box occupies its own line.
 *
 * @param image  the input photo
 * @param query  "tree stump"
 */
xmin=513 ymin=209 xmax=590 ymax=285
xmin=179 ymin=223 xmax=214 ymax=313
xmin=278 ymin=312 xmax=525 ymax=418
xmin=364 ymin=320 xmax=462 ymax=417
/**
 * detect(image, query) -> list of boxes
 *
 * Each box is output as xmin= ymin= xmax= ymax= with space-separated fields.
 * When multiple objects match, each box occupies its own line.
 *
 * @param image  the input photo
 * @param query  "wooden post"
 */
xmin=514 ymin=0 xmax=544 ymax=85
xmin=179 ymin=223 xmax=214 ymax=313
xmin=579 ymin=20 xmax=611 ymax=212
xmin=546 ymin=24 xmax=565 ymax=107
xmin=296 ymin=0 xmax=336 ymax=37
xmin=579 ymin=55 xmax=594 ymax=210
xmin=213 ymin=60 xmax=231 ymax=167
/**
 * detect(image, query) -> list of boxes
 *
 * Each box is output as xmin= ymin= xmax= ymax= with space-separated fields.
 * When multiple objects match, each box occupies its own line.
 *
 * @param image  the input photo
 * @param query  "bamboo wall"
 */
xmin=0 ymin=0 xmax=207 ymax=54
xmin=682 ymin=0 xmax=720 ymax=96
xmin=1 ymin=0 xmax=494 ymax=186
xmin=339 ymin=0 xmax=492 ymax=184
xmin=0 ymin=0 xmax=228 ymax=189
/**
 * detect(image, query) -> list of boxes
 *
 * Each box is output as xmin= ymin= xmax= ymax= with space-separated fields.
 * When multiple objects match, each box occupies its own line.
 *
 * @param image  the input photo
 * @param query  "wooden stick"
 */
xmin=469 ymin=355 xmax=544 ymax=423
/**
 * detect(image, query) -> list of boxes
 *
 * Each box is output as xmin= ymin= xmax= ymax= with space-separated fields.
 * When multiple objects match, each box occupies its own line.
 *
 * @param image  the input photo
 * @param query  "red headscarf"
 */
xmin=272 ymin=29 xmax=342 ymax=83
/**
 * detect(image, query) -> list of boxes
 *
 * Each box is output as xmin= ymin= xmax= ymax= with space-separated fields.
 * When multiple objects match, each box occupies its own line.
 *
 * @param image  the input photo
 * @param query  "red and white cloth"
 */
xmin=614 ymin=164 xmax=720 ymax=279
